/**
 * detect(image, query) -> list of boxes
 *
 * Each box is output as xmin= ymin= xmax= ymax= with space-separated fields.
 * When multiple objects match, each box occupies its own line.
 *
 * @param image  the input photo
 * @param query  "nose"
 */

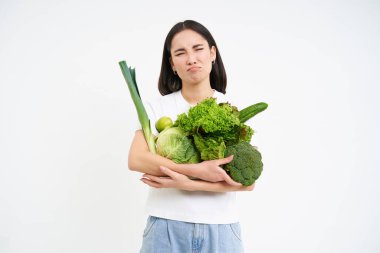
xmin=186 ymin=52 xmax=197 ymax=65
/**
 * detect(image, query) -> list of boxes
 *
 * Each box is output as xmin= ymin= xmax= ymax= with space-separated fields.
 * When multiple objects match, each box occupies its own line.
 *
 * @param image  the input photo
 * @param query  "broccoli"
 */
xmin=223 ymin=142 xmax=263 ymax=186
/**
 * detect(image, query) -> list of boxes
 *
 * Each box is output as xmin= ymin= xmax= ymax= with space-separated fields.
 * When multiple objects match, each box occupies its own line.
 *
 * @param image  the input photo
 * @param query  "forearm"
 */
xmin=129 ymin=150 xmax=194 ymax=176
xmin=187 ymin=180 xmax=254 ymax=192
xmin=129 ymin=131 xmax=239 ymax=185
xmin=128 ymin=131 xmax=198 ymax=177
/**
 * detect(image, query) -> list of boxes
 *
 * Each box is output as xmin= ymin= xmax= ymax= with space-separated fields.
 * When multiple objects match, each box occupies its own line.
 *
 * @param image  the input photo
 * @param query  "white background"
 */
xmin=1 ymin=0 xmax=379 ymax=252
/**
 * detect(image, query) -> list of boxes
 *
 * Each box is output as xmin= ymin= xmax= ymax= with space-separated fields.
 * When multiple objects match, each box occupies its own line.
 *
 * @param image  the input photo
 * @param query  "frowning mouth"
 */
xmin=187 ymin=66 xmax=201 ymax=72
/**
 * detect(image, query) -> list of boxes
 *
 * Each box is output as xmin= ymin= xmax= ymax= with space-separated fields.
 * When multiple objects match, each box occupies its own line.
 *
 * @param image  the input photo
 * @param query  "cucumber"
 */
xmin=239 ymin=102 xmax=268 ymax=123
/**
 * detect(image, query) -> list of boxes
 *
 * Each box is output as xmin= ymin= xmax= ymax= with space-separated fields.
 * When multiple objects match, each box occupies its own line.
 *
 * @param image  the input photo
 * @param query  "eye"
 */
xmin=196 ymin=48 xmax=204 ymax=51
xmin=175 ymin=53 xmax=184 ymax=56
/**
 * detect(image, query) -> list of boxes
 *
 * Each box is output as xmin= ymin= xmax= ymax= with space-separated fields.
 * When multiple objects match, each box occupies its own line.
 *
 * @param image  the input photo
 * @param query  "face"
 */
xmin=169 ymin=29 xmax=216 ymax=86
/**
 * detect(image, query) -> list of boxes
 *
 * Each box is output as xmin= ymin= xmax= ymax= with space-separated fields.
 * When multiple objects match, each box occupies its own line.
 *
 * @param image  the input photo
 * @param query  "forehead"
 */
xmin=170 ymin=29 xmax=208 ymax=51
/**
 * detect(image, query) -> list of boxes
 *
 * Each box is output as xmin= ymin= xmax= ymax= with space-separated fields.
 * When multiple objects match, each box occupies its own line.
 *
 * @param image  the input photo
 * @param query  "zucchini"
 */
xmin=239 ymin=102 xmax=268 ymax=123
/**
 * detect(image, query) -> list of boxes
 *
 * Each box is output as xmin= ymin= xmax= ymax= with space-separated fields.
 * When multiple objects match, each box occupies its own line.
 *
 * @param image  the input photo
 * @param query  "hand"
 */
xmin=140 ymin=166 xmax=194 ymax=191
xmin=141 ymin=166 xmax=255 ymax=192
xmin=192 ymin=155 xmax=242 ymax=186
xmin=243 ymin=183 xmax=255 ymax=191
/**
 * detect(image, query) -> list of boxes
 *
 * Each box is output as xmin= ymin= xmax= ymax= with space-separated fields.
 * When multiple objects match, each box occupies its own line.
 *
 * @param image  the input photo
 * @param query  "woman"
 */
xmin=129 ymin=20 xmax=254 ymax=253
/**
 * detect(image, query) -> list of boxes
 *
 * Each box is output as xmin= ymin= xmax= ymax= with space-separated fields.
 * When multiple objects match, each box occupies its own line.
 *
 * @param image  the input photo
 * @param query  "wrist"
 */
xmin=184 ymin=180 xmax=197 ymax=191
xmin=175 ymin=163 xmax=199 ymax=178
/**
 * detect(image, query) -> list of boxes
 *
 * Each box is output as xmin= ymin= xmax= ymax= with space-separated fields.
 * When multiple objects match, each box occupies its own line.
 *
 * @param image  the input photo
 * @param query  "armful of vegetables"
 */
xmin=155 ymin=98 xmax=268 ymax=186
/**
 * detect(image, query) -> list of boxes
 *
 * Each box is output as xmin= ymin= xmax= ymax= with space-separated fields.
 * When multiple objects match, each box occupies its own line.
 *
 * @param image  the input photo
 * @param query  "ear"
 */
xmin=210 ymin=46 xmax=217 ymax=61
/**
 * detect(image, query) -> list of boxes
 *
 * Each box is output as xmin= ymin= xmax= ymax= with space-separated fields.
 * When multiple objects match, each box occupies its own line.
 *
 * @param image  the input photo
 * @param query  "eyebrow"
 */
xmin=173 ymin=43 xmax=204 ymax=54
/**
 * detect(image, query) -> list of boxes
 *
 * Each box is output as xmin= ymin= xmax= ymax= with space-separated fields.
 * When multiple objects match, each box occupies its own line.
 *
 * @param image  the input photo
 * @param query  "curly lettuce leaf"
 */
xmin=193 ymin=134 xmax=226 ymax=160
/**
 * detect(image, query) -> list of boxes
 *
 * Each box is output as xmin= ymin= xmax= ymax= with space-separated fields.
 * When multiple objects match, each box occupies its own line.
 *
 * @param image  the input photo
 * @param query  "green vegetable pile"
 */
xmin=119 ymin=61 xmax=267 ymax=186
xmin=174 ymin=98 xmax=255 ymax=160
xmin=172 ymin=98 xmax=267 ymax=185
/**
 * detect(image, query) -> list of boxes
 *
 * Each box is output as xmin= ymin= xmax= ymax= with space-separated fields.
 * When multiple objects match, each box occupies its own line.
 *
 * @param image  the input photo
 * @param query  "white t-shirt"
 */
xmin=141 ymin=89 xmax=239 ymax=224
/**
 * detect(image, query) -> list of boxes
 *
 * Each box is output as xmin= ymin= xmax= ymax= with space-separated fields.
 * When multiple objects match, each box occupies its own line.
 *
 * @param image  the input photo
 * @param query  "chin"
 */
xmin=187 ymin=78 xmax=206 ymax=86
xmin=187 ymin=74 xmax=209 ymax=85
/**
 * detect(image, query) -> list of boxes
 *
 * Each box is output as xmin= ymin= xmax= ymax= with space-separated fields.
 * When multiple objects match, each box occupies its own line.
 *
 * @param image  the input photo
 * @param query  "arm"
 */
xmin=129 ymin=130 xmax=240 ymax=185
xmin=141 ymin=166 xmax=255 ymax=192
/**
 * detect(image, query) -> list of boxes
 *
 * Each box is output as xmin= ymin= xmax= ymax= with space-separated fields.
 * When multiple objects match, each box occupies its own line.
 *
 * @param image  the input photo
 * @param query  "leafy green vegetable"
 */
xmin=175 ymin=98 xmax=240 ymax=134
xmin=224 ymin=142 xmax=263 ymax=186
xmin=156 ymin=127 xmax=200 ymax=164
xmin=119 ymin=61 xmax=156 ymax=153
xmin=193 ymin=135 xmax=226 ymax=161
xmin=174 ymin=98 xmax=254 ymax=160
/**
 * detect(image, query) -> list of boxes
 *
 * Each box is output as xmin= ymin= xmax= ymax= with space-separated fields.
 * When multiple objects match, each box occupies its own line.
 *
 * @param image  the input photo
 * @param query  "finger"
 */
xmin=246 ymin=183 xmax=255 ymax=191
xmin=142 ymin=176 xmax=176 ymax=189
xmin=142 ymin=174 xmax=165 ymax=184
xmin=241 ymin=184 xmax=255 ymax=191
xmin=140 ymin=178 xmax=162 ymax=188
xmin=218 ymin=155 xmax=234 ymax=165
xmin=223 ymin=173 xmax=242 ymax=186
xmin=159 ymin=166 xmax=179 ymax=179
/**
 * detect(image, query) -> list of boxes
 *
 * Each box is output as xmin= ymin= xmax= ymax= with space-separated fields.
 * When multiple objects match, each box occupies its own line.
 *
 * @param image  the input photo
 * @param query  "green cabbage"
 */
xmin=155 ymin=127 xmax=200 ymax=164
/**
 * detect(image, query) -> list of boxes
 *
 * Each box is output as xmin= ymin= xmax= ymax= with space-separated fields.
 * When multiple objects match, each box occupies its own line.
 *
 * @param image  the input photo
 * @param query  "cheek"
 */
xmin=200 ymin=52 xmax=213 ymax=65
xmin=200 ymin=53 xmax=212 ymax=66
xmin=172 ymin=58 xmax=185 ymax=70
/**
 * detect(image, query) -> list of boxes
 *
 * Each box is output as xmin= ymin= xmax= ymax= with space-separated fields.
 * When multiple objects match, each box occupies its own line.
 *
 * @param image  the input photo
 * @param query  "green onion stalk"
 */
xmin=119 ymin=61 xmax=156 ymax=153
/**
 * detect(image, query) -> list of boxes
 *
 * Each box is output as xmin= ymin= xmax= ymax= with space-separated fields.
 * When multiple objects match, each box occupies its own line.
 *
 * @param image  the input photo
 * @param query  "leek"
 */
xmin=119 ymin=61 xmax=156 ymax=153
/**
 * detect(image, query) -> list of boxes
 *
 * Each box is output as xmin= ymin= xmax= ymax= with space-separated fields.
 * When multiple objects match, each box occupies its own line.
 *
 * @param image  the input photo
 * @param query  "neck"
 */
xmin=181 ymin=79 xmax=214 ymax=105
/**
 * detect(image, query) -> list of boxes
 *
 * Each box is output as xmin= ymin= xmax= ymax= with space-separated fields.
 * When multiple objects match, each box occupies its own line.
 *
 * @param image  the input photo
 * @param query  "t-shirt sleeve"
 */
xmin=145 ymin=99 xmax=159 ymax=136
xmin=132 ymin=99 xmax=156 ymax=134
xmin=132 ymin=95 xmax=162 ymax=138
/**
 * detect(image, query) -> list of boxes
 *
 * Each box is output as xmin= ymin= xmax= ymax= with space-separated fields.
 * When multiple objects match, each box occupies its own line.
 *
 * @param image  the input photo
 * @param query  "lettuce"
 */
xmin=174 ymin=98 xmax=254 ymax=160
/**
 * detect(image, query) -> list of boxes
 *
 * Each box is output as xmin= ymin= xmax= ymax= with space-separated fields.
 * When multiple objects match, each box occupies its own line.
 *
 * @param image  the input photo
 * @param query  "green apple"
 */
xmin=155 ymin=116 xmax=173 ymax=133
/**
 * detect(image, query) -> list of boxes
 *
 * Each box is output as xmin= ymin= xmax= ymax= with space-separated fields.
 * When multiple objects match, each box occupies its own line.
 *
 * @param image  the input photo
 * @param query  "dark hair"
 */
xmin=158 ymin=20 xmax=227 ymax=95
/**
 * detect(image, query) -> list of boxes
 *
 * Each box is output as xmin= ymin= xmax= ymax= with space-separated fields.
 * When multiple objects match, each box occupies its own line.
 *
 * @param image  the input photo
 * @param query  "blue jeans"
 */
xmin=140 ymin=216 xmax=244 ymax=253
